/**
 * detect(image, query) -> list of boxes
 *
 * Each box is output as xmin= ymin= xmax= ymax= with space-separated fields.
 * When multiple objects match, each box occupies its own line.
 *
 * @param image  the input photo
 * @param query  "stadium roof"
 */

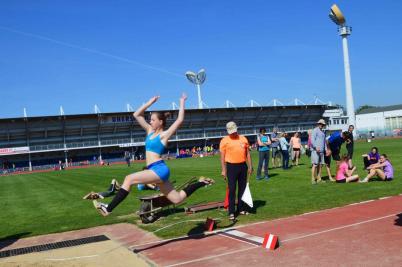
xmin=0 ymin=105 xmax=330 ymax=122
xmin=356 ymin=104 xmax=402 ymax=115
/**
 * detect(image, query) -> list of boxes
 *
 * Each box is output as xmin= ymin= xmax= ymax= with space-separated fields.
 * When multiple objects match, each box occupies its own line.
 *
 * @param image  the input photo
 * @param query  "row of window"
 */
xmin=328 ymin=118 xmax=348 ymax=125
xmin=385 ymin=116 xmax=402 ymax=129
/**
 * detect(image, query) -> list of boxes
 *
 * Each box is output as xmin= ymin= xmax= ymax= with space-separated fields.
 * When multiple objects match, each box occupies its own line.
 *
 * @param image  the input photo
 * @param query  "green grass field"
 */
xmin=1 ymin=138 xmax=401 ymax=241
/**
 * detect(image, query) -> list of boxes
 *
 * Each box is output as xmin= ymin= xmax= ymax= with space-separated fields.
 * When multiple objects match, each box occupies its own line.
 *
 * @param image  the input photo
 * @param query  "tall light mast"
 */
xmin=329 ymin=4 xmax=356 ymax=127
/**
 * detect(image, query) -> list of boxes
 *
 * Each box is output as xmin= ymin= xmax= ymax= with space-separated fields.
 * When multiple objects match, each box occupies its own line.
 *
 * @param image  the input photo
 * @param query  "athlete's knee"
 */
xmin=171 ymin=198 xmax=182 ymax=205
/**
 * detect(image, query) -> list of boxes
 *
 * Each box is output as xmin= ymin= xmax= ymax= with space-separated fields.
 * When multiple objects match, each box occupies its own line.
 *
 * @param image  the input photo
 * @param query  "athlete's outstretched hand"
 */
xmin=149 ymin=96 xmax=160 ymax=104
xmin=180 ymin=93 xmax=187 ymax=103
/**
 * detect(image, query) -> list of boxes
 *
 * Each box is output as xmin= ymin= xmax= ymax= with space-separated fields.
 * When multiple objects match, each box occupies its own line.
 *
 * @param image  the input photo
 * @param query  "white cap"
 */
xmin=226 ymin=121 xmax=238 ymax=134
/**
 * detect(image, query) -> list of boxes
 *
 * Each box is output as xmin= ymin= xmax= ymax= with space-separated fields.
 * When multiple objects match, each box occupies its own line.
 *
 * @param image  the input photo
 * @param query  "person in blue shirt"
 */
xmin=326 ymin=131 xmax=352 ymax=171
xmin=256 ymin=128 xmax=271 ymax=180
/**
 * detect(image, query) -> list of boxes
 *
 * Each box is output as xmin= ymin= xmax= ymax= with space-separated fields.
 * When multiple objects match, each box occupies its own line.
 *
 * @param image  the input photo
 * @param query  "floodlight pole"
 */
xmin=339 ymin=26 xmax=355 ymax=127
xmin=196 ymin=83 xmax=203 ymax=109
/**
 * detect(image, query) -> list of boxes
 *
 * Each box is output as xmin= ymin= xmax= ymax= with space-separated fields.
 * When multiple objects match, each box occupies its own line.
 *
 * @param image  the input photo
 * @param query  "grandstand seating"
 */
xmin=0 ymin=105 xmax=328 ymax=169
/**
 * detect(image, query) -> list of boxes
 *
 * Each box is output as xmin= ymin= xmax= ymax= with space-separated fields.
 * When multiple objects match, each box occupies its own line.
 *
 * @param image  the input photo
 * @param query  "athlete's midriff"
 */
xmin=146 ymin=151 xmax=163 ymax=166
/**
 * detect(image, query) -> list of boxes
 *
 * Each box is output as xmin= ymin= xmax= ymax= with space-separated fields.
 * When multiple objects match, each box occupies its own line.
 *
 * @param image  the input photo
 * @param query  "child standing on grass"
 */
xmin=336 ymin=155 xmax=359 ymax=183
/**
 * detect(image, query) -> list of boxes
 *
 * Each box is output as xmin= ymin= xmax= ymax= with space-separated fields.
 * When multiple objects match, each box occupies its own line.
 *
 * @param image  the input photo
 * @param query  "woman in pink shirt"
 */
xmin=290 ymin=132 xmax=302 ymax=166
xmin=336 ymin=155 xmax=359 ymax=183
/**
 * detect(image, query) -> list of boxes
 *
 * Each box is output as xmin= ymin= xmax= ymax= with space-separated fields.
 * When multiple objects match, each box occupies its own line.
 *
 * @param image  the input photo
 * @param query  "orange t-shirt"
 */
xmin=219 ymin=135 xmax=249 ymax=163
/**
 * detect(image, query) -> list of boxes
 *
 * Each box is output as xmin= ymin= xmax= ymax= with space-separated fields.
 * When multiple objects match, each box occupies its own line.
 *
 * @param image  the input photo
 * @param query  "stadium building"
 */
xmin=0 ymin=104 xmax=329 ymax=172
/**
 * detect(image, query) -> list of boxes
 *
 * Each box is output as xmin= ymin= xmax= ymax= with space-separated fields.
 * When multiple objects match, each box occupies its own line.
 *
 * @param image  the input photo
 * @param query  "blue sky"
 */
xmin=1 ymin=0 xmax=401 ymax=118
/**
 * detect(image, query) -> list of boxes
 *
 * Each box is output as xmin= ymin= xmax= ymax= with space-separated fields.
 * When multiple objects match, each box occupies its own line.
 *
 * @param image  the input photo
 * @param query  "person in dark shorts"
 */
xmin=324 ymin=154 xmax=335 ymax=181
xmin=256 ymin=127 xmax=271 ymax=180
xmin=270 ymin=128 xmax=281 ymax=168
xmin=326 ymin=131 xmax=352 ymax=171
xmin=346 ymin=125 xmax=354 ymax=168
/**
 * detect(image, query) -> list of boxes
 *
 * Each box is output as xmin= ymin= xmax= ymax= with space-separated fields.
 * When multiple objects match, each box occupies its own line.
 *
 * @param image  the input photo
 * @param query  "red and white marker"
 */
xmin=262 ymin=233 xmax=279 ymax=250
xmin=205 ymin=217 xmax=215 ymax=232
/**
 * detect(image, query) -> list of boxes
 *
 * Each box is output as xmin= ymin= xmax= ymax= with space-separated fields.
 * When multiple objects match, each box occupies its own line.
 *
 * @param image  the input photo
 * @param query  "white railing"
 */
xmin=26 ymin=126 xmax=313 ymax=153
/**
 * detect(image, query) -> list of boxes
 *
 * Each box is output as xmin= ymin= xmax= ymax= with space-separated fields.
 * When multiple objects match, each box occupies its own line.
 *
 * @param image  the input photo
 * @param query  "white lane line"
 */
xmin=379 ymin=196 xmax=391 ymax=200
xmin=166 ymin=213 xmax=398 ymax=267
xmin=164 ymin=246 xmax=257 ymax=267
xmin=281 ymin=213 xmax=396 ymax=243
xmin=46 ymin=255 xmax=99 ymax=261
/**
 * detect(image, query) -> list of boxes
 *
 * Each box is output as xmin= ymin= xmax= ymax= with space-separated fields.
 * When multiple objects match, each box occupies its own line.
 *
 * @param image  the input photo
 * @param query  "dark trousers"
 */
xmin=99 ymin=181 xmax=117 ymax=198
xmin=281 ymin=150 xmax=289 ymax=169
xmin=363 ymin=158 xmax=374 ymax=169
xmin=257 ymin=150 xmax=269 ymax=177
xmin=227 ymin=162 xmax=248 ymax=215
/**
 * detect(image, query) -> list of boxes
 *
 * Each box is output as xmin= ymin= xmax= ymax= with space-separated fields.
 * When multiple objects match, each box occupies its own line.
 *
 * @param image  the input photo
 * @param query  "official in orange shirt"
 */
xmin=220 ymin=121 xmax=253 ymax=221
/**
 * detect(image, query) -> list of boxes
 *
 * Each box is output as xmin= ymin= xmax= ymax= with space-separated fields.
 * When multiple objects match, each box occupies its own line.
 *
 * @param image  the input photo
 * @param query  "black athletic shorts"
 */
xmin=331 ymin=149 xmax=341 ymax=161
xmin=324 ymin=155 xmax=331 ymax=166
xmin=336 ymin=179 xmax=346 ymax=183
xmin=346 ymin=144 xmax=354 ymax=159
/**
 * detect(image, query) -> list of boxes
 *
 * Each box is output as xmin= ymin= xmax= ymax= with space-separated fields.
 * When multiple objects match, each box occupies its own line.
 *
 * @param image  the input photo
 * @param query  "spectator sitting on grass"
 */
xmin=360 ymin=154 xmax=394 ymax=183
xmin=335 ymin=155 xmax=359 ymax=183
xmin=362 ymin=147 xmax=380 ymax=170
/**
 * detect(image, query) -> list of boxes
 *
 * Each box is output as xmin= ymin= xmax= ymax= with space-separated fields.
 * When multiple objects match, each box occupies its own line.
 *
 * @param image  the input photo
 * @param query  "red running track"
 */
xmin=133 ymin=195 xmax=402 ymax=267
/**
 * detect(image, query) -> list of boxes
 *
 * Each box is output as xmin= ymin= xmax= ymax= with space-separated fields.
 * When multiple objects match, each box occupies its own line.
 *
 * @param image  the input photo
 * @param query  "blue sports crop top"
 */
xmin=145 ymin=132 xmax=166 ymax=155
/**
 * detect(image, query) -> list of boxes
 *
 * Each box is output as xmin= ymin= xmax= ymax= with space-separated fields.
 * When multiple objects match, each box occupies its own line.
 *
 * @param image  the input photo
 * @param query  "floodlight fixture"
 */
xmin=329 ymin=4 xmax=346 ymax=26
xmin=329 ymin=4 xmax=356 ymax=128
xmin=185 ymin=69 xmax=206 ymax=109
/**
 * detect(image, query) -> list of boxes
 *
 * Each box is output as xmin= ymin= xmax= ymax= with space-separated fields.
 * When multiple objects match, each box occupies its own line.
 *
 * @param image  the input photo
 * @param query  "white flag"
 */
xmin=241 ymin=183 xmax=253 ymax=208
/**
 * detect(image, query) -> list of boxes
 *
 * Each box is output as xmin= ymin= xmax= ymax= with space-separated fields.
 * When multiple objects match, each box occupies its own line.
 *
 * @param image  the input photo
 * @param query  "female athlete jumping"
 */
xmin=94 ymin=94 xmax=213 ymax=216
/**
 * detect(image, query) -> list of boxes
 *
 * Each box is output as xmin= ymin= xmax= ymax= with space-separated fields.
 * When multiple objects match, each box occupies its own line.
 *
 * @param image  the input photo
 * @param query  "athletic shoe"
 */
xmin=93 ymin=200 xmax=110 ymax=216
xmin=256 ymin=176 xmax=263 ymax=180
xmin=359 ymin=178 xmax=369 ymax=183
xmin=83 ymin=192 xmax=103 ymax=200
xmin=229 ymin=214 xmax=236 ymax=221
xmin=199 ymin=176 xmax=215 ymax=185
xmin=264 ymin=175 xmax=270 ymax=180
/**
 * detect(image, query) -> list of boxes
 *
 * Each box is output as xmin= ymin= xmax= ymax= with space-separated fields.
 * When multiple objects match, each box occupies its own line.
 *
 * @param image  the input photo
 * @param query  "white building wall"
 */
xmin=356 ymin=109 xmax=402 ymax=136
xmin=384 ymin=109 xmax=402 ymax=117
